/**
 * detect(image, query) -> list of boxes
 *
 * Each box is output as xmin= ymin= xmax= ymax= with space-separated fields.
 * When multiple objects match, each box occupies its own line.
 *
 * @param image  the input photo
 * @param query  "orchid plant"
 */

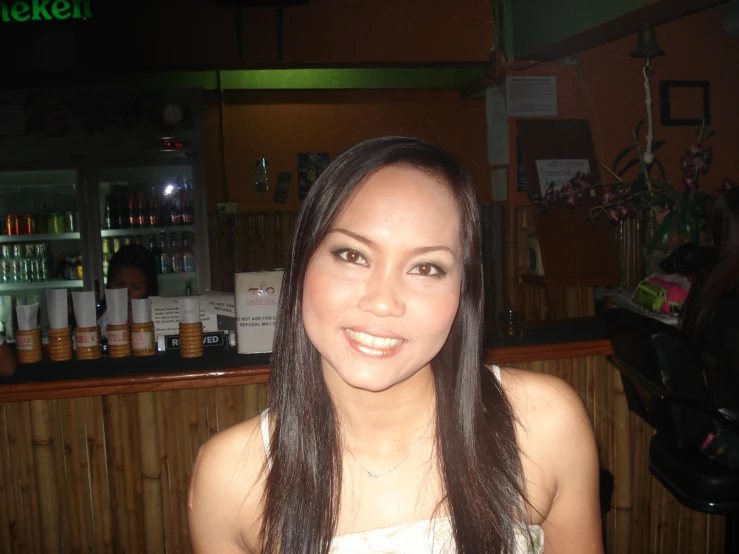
xmin=531 ymin=123 xmax=733 ymax=252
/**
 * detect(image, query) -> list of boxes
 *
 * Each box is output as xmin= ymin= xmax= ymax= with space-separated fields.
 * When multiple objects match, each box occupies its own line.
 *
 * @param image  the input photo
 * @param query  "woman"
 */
xmin=188 ymin=137 xmax=602 ymax=553
xmin=100 ymin=244 xmax=158 ymax=337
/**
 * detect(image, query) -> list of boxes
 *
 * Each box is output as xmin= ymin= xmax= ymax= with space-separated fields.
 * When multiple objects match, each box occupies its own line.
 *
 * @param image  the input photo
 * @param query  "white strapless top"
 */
xmin=260 ymin=365 xmax=545 ymax=554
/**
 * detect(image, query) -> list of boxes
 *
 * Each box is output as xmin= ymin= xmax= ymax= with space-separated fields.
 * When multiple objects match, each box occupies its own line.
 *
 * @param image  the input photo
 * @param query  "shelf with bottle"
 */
xmin=0 ymin=232 xmax=80 ymax=243
xmin=101 ymin=226 xmax=194 ymax=238
xmin=102 ymin=230 xmax=196 ymax=278
xmin=101 ymin=180 xmax=195 ymax=232
xmin=0 ymin=279 xmax=83 ymax=292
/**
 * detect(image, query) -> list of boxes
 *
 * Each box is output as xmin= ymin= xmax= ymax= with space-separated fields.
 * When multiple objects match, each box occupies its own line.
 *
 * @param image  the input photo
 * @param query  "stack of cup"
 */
xmin=15 ymin=304 xmax=42 ymax=364
xmin=46 ymin=289 xmax=72 ymax=362
xmin=179 ymin=297 xmax=203 ymax=358
xmin=106 ymin=288 xmax=131 ymax=358
xmin=72 ymin=291 xmax=101 ymax=360
xmin=131 ymin=298 xmax=156 ymax=357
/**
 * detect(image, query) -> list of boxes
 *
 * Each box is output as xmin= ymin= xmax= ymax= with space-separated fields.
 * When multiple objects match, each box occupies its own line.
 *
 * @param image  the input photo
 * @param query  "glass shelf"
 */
xmin=101 ymin=226 xmax=194 ymax=238
xmin=0 ymin=279 xmax=83 ymax=292
xmin=0 ymin=232 xmax=80 ymax=243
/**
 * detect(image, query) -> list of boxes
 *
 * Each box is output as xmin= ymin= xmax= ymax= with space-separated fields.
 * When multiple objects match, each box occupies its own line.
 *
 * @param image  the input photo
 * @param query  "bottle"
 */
xmin=182 ymin=234 xmax=194 ymax=272
xmin=76 ymin=253 xmax=83 ymax=280
xmin=182 ymin=183 xmax=194 ymax=225
xmin=148 ymin=189 xmax=159 ymax=227
xmin=170 ymin=189 xmax=182 ymax=226
xmin=118 ymin=192 xmax=129 ymax=229
xmin=23 ymin=243 xmax=37 ymax=282
xmin=171 ymin=233 xmax=183 ymax=273
xmin=112 ymin=237 xmax=121 ymax=254
xmin=158 ymin=232 xmax=170 ymax=274
xmin=138 ymin=192 xmax=147 ymax=228
xmin=11 ymin=244 xmax=23 ymax=282
xmin=124 ymin=236 xmax=132 ymax=246
xmin=129 ymin=193 xmax=139 ymax=229
xmin=148 ymin=234 xmax=160 ymax=270
xmin=36 ymin=242 xmax=49 ymax=282
xmin=103 ymin=195 xmax=114 ymax=230
xmin=185 ymin=280 xmax=192 ymax=296
xmin=1 ymin=245 xmax=11 ymax=282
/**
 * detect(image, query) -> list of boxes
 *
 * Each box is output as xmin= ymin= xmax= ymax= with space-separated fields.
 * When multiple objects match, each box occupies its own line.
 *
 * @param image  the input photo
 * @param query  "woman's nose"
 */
xmin=357 ymin=269 xmax=406 ymax=318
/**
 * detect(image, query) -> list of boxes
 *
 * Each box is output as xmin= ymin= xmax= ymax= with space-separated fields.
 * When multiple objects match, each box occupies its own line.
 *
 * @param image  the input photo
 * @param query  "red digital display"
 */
xmin=162 ymin=140 xmax=189 ymax=149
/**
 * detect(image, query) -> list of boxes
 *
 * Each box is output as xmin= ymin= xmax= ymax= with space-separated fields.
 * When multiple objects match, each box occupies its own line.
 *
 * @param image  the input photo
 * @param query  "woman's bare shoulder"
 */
xmin=188 ymin=414 xmax=267 ymax=554
xmin=496 ymin=366 xmax=593 ymax=443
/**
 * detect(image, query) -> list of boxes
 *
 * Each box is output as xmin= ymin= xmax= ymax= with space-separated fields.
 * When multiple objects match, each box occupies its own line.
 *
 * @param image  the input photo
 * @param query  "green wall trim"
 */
xmin=5 ymin=67 xmax=487 ymax=92
xmin=219 ymin=67 xmax=486 ymax=90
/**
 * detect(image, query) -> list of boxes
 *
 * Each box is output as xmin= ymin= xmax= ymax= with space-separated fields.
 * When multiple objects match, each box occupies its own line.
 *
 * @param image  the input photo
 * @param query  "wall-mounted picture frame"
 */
xmin=659 ymin=80 xmax=711 ymax=126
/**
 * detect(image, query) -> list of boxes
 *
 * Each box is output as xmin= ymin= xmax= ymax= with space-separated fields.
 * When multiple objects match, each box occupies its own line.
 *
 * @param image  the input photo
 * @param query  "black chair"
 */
xmin=606 ymin=308 xmax=739 ymax=553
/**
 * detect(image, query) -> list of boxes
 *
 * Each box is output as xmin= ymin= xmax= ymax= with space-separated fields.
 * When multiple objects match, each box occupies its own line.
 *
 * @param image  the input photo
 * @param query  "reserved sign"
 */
xmin=0 ymin=0 xmax=91 ymax=23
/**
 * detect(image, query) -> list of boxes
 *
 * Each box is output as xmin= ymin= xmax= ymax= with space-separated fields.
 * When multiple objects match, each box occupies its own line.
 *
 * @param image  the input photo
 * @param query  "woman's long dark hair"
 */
xmin=107 ymin=244 xmax=159 ymax=297
xmin=263 ymin=137 xmax=530 ymax=553
xmin=682 ymin=187 xmax=739 ymax=341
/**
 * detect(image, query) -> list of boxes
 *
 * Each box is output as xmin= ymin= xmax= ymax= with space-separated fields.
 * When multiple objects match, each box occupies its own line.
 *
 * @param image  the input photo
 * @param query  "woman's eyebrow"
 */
xmin=327 ymin=228 xmax=456 ymax=257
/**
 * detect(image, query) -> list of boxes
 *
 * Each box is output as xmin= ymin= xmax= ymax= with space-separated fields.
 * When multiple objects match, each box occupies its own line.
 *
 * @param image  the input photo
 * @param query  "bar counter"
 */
xmin=0 ymin=319 xmax=724 ymax=554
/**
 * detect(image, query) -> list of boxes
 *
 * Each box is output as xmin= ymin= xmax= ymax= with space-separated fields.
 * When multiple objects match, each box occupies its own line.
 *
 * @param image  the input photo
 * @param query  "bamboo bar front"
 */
xmin=0 ymin=346 xmax=725 ymax=553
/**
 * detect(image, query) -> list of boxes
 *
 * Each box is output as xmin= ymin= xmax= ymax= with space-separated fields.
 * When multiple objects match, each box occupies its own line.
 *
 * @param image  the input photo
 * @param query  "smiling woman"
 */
xmin=188 ymin=137 xmax=603 ymax=554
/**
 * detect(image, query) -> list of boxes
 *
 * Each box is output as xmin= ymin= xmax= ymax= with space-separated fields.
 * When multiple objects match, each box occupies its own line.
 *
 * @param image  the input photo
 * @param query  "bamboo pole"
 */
xmin=105 ymin=394 xmax=130 ymax=554
xmin=122 ymin=393 xmax=144 ymax=553
xmin=137 ymin=392 xmax=165 ymax=554
xmin=17 ymin=401 xmax=41 ymax=553
xmin=612 ymin=369 xmax=632 ymax=553
xmin=243 ymin=384 xmax=260 ymax=420
xmin=0 ymin=403 xmax=15 ymax=554
xmin=155 ymin=391 xmax=177 ymax=554
xmin=30 ymin=399 xmax=61 ymax=554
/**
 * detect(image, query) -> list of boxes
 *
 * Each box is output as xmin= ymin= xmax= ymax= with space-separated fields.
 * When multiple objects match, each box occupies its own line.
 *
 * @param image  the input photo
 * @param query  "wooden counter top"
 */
xmin=0 ymin=318 xmax=612 ymax=402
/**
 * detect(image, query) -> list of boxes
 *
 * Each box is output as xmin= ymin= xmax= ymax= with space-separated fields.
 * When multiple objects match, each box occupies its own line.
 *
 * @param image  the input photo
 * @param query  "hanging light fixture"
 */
xmin=630 ymin=4 xmax=666 ymax=165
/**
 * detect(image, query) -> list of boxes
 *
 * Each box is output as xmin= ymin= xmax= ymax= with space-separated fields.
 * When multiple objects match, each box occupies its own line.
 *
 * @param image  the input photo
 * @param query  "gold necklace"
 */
xmin=346 ymin=422 xmax=432 ymax=479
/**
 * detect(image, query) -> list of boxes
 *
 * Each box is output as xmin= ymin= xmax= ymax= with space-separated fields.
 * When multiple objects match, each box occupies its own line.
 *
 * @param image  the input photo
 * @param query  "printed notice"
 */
xmin=486 ymin=85 xmax=509 ymax=166
xmin=535 ymin=159 xmax=591 ymax=195
xmin=506 ymin=76 xmax=558 ymax=117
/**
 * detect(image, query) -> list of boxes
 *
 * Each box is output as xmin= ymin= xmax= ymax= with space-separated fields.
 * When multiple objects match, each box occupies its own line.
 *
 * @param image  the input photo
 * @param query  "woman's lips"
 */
xmin=344 ymin=328 xmax=406 ymax=357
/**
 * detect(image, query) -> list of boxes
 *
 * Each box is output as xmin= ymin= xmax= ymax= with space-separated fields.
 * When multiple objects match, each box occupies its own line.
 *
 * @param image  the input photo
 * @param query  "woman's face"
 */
xmin=302 ymin=165 xmax=463 ymax=393
xmin=109 ymin=266 xmax=149 ymax=300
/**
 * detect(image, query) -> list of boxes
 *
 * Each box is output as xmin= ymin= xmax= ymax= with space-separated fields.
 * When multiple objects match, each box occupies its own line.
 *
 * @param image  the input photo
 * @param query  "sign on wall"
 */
xmin=0 ymin=0 xmax=91 ymax=23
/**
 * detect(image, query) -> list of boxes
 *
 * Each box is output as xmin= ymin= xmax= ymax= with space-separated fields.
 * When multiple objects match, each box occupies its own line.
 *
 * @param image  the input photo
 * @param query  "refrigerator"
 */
xmin=0 ymin=88 xmax=211 ymax=341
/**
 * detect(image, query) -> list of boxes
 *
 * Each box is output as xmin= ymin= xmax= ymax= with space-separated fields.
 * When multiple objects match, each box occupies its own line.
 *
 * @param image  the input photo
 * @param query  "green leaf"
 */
xmin=647 ymin=212 xmax=674 ymax=253
xmin=612 ymin=145 xmax=637 ymax=171
xmin=653 ymin=158 xmax=667 ymax=181
xmin=617 ymin=158 xmax=641 ymax=177
xmin=651 ymin=140 xmax=666 ymax=153
xmin=686 ymin=211 xmax=699 ymax=244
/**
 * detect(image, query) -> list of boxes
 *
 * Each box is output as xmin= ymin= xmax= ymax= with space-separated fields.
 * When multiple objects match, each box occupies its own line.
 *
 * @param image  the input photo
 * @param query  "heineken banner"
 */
xmin=0 ymin=0 xmax=91 ymax=23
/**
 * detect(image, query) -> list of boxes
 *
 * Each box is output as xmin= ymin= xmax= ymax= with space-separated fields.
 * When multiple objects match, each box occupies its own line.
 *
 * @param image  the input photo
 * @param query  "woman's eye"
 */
xmin=410 ymin=263 xmax=445 ymax=277
xmin=334 ymin=249 xmax=367 ymax=265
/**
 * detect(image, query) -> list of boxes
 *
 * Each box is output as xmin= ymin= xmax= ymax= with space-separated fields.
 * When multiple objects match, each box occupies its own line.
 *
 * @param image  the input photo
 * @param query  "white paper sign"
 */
xmin=202 ymin=291 xmax=236 ymax=318
xmin=535 ymin=159 xmax=591 ymax=195
xmin=150 ymin=296 xmax=217 ymax=340
xmin=486 ymin=85 xmax=509 ymax=166
xmin=235 ymin=270 xmax=283 ymax=354
xmin=506 ymin=76 xmax=558 ymax=117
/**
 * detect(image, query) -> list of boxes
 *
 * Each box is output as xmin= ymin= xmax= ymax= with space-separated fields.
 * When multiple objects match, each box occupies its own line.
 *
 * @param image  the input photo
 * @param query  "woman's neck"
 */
xmin=326 ymin=364 xmax=436 ymax=458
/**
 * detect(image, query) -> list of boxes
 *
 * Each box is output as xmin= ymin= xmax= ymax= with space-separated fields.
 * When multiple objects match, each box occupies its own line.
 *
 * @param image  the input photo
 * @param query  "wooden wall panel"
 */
xmin=504 ymin=356 xmax=725 ymax=554
xmin=0 ymin=383 xmax=269 ymax=554
xmin=0 ymin=358 xmax=725 ymax=553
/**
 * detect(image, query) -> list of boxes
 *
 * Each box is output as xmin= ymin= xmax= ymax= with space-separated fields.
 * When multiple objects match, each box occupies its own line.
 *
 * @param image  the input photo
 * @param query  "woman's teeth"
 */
xmin=345 ymin=329 xmax=404 ymax=350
